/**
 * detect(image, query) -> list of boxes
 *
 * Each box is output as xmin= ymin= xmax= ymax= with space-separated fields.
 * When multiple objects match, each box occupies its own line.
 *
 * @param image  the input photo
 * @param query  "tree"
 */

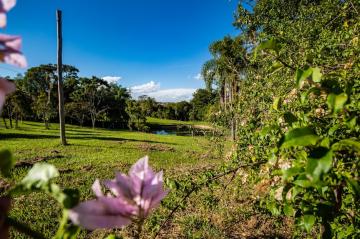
xmin=174 ymin=101 xmax=192 ymax=121
xmin=32 ymin=92 xmax=56 ymax=129
xmin=22 ymin=64 xmax=79 ymax=129
xmin=126 ymin=100 xmax=148 ymax=131
xmin=202 ymin=36 xmax=248 ymax=140
xmin=190 ymin=89 xmax=216 ymax=121
xmin=65 ymin=101 xmax=89 ymax=127
xmin=71 ymin=77 xmax=109 ymax=129
xmin=138 ymin=95 xmax=157 ymax=117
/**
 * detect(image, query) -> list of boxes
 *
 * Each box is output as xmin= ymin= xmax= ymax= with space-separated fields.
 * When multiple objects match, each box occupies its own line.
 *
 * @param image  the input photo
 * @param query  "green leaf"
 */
xmin=306 ymin=148 xmax=333 ymax=181
xmin=0 ymin=149 xmax=14 ymax=178
xmin=295 ymin=67 xmax=322 ymax=87
xmin=266 ymin=201 xmax=281 ymax=216
xmin=283 ymin=167 xmax=303 ymax=181
xmin=327 ymin=93 xmax=348 ymax=113
xmin=259 ymin=126 xmax=270 ymax=138
xmin=105 ymin=235 xmax=122 ymax=239
xmin=312 ymin=67 xmax=322 ymax=82
xmin=346 ymin=177 xmax=360 ymax=199
xmin=295 ymin=68 xmax=312 ymax=88
xmin=269 ymin=61 xmax=283 ymax=73
xmin=302 ymin=215 xmax=316 ymax=232
xmin=280 ymin=127 xmax=320 ymax=148
xmin=272 ymin=97 xmax=281 ymax=111
xmin=255 ymin=38 xmax=281 ymax=59
xmin=320 ymin=137 xmax=330 ymax=148
xmin=45 ymin=184 xmax=80 ymax=209
xmin=284 ymin=203 xmax=295 ymax=217
xmin=332 ymin=139 xmax=360 ymax=152
xmin=294 ymin=179 xmax=313 ymax=188
xmin=301 ymin=87 xmax=320 ymax=104
xmin=346 ymin=116 xmax=357 ymax=129
xmin=20 ymin=163 xmax=59 ymax=190
xmin=61 ymin=189 xmax=80 ymax=209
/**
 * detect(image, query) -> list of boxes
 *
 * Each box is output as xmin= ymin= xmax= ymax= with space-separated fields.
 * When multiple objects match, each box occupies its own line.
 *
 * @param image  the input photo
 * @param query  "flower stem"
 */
xmin=6 ymin=216 xmax=47 ymax=239
xmin=135 ymin=218 xmax=144 ymax=239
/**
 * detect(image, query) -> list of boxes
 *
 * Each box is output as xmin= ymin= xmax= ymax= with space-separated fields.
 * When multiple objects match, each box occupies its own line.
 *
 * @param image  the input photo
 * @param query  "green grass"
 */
xmin=0 ymin=120 xmax=291 ymax=238
xmin=0 ymin=120 xmax=220 ymax=238
xmin=146 ymin=117 xmax=210 ymax=127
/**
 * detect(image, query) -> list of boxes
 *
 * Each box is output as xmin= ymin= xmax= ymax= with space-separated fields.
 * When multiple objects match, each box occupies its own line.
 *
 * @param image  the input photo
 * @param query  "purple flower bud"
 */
xmin=0 ymin=34 xmax=27 ymax=68
xmin=0 ymin=0 xmax=16 ymax=28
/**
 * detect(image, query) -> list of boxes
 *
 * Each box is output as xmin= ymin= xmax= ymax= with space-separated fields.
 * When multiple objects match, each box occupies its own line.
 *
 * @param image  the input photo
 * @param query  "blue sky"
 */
xmin=1 ymin=0 xmax=239 ymax=102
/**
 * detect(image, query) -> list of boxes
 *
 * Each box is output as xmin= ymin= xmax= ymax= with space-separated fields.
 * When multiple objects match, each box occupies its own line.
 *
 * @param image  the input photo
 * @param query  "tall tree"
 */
xmin=72 ymin=77 xmax=109 ymax=129
xmin=202 ymin=36 xmax=248 ymax=140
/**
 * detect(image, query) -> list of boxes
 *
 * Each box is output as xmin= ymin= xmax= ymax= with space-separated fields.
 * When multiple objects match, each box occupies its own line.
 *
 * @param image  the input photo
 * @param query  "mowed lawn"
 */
xmin=0 ymin=121 xmax=221 ymax=238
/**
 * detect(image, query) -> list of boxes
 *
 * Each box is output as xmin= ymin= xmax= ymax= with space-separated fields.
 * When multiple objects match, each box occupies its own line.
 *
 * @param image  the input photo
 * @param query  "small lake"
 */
xmin=150 ymin=125 xmax=214 ymax=136
xmin=152 ymin=129 xmax=193 ymax=136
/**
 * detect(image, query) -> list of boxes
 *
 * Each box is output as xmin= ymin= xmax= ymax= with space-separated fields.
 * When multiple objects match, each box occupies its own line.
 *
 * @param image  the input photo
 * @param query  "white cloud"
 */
xmin=194 ymin=73 xmax=203 ymax=80
xmin=130 ymin=81 xmax=160 ymax=94
xmin=102 ymin=76 xmax=122 ymax=84
xmin=129 ymin=81 xmax=196 ymax=102
xmin=147 ymin=88 xmax=196 ymax=102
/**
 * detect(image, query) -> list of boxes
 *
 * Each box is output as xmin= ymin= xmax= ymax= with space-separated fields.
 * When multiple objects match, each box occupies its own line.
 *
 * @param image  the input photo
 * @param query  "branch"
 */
xmin=153 ymin=160 xmax=267 ymax=238
xmin=264 ymin=52 xmax=296 ymax=71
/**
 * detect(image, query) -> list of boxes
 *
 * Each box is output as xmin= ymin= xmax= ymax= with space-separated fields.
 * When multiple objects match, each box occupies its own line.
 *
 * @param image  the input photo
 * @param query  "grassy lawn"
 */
xmin=0 ymin=120 xmax=290 ymax=238
xmin=146 ymin=117 xmax=210 ymax=127
xmin=0 ymin=121 xmax=222 ymax=238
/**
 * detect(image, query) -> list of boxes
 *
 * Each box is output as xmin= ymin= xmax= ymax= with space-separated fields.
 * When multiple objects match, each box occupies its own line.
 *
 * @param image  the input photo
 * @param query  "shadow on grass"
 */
xmin=0 ymin=132 xmax=177 ymax=145
xmin=0 ymin=133 xmax=58 ymax=140
xmin=68 ymin=136 xmax=177 ymax=145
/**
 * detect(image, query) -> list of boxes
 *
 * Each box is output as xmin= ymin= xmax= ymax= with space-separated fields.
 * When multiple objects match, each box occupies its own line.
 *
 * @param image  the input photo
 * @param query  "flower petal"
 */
xmin=91 ymin=179 xmax=103 ymax=197
xmin=97 ymin=196 xmax=137 ymax=216
xmin=69 ymin=199 xmax=132 ymax=230
xmin=105 ymin=173 xmax=133 ymax=199
xmin=0 ymin=0 xmax=16 ymax=12
xmin=129 ymin=155 xmax=155 ymax=181
xmin=3 ymin=52 xmax=27 ymax=68
xmin=0 ymin=13 xmax=6 ymax=28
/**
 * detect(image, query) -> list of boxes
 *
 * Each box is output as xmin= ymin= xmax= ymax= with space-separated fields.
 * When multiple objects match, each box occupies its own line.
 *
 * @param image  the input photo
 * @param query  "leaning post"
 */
xmin=57 ymin=10 xmax=67 ymax=145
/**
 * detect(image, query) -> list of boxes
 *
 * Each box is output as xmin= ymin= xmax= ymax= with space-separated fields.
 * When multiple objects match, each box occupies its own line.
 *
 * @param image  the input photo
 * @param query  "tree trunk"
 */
xmin=231 ymin=118 xmax=236 ymax=141
xmin=15 ymin=114 xmax=19 ymax=129
xmin=9 ymin=116 xmax=13 ymax=129
xmin=2 ymin=117 xmax=8 ymax=129
xmin=91 ymin=115 xmax=96 ymax=129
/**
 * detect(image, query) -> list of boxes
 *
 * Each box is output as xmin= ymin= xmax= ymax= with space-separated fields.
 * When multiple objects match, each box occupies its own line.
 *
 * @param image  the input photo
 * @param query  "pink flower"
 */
xmin=0 ymin=34 xmax=27 ymax=68
xmin=0 ymin=78 xmax=15 ymax=111
xmin=0 ymin=0 xmax=16 ymax=28
xmin=69 ymin=156 xmax=168 ymax=230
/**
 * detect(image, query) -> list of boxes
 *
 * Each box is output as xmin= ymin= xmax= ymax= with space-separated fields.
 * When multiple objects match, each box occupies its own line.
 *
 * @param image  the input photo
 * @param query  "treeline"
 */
xmin=1 ymin=64 xmax=216 ymax=130
xmin=126 ymin=89 xmax=216 ymax=130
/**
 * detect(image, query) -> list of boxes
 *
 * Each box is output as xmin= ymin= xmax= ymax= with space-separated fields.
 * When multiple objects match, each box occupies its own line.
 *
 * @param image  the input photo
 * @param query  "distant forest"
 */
xmin=1 ymin=64 xmax=216 ymax=130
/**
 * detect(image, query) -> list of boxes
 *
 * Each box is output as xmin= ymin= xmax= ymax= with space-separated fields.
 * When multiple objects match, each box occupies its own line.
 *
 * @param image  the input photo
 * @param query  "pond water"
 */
xmin=152 ymin=129 xmax=192 ymax=136
xmin=151 ymin=125 xmax=214 ymax=136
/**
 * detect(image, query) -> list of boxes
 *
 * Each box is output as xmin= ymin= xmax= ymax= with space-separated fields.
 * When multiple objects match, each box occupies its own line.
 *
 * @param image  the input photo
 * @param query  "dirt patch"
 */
xmin=58 ymin=164 xmax=93 ymax=174
xmin=15 ymin=154 xmax=64 ymax=168
xmin=138 ymin=143 xmax=175 ymax=152
xmin=81 ymin=165 xmax=93 ymax=171
xmin=0 ymin=179 xmax=11 ymax=193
